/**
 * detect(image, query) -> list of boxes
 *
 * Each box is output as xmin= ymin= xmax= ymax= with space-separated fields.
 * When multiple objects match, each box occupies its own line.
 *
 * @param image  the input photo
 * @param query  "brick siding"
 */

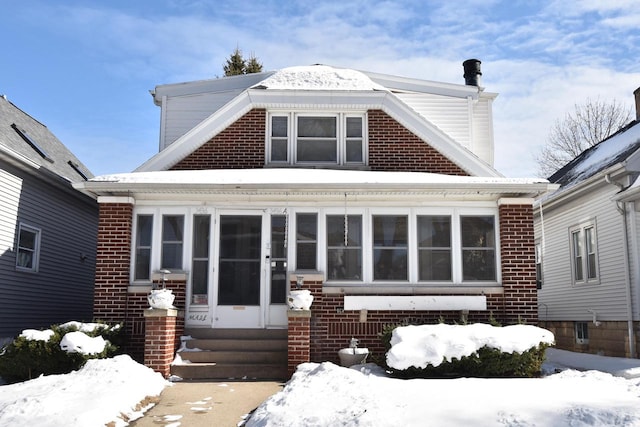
xmin=170 ymin=108 xmax=468 ymax=175
xmin=368 ymin=110 xmax=468 ymax=174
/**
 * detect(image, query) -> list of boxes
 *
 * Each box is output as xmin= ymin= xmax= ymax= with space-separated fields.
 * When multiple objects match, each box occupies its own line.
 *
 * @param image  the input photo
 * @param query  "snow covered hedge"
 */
xmin=383 ymin=323 xmax=555 ymax=378
xmin=0 ymin=321 xmax=122 ymax=383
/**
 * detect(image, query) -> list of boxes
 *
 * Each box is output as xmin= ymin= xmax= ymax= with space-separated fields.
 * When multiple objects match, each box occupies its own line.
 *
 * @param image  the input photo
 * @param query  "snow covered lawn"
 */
xmin=0 ymin=355 xmax=169 ymax=427
xmin=2 ymin=322 xmax=640 ymax=427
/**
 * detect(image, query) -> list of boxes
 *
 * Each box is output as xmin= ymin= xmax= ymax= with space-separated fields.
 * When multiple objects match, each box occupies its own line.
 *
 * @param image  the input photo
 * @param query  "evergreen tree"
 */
xmin=223 ymin=48 xmax=263 ymax=76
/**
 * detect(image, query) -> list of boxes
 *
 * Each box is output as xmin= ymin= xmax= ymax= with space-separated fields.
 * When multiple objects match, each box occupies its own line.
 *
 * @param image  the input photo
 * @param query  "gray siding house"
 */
xmin=0 ymin=95 xmax=98 ymax=342
xmin=535 ymin=88 xmax=640 ymax=358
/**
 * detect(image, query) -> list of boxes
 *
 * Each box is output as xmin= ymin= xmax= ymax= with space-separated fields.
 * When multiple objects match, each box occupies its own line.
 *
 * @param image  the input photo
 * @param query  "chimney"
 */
xmin=634 ymin=86 xmax=640 ymax=121
xmin=463 ymin=59 xmax=482 ymax=87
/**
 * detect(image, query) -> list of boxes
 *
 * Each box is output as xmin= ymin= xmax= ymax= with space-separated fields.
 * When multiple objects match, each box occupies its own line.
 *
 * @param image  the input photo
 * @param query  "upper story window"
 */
xmin=570 ymin=221 xmax=598 ymax=285
xmin=267 ymin=113 xmax=366 ymax=166
xmin=16 ymin=223 xmax=40 ymax=272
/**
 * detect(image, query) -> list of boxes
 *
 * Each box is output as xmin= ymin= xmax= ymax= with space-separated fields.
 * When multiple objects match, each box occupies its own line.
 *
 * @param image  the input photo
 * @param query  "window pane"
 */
xmin=462 ymin=250 xmax=496 ymax=280
xmin=271 ymin=215 xmax=287 ymax=304
xmin=272 ymin=116 xmax=288 ymax=137
xmin=572 ymin=231 xmax=583 ymax=281
xmin=297 ymin=139 xmax=336 ymax=162
xmin=373 ymin=215 xmax=408 ymax=280
xmin=192 ymin=215 xmax=210 ymax=258
xmin=345 ymin=139 xmax=363 ymax=162
xmin=418 ymin=216 xmax=451 ymax=281
xmin=298 ymin=117 xmax=336 ymax=137
xmin=162 ymin=215 xmax=184 ymax=242
xmin=137 ymin=215 xmax=153 ymax=246
xmin=271 ymin=139 xmax=288 ymax=161
xmin=346 ymin=117 xmax=362 ymax=138
xmin=162 ymin=215 xmax=184 ymax=269
xmin=461 ymin=216 xmax=496 ymax=281
xmin=296 ymin=213 xmax=317 ymax=270
xmin=18 ymin=230 xmax=36 ymax=250
xmin=134 ymin=215 xmax=153 ymax=280
xmin=191 ymin=215 xmax=210 ymax=304
xmin=461 ymin=216 xmax=495 ymax=247
xmin=327 ymin=215 xmax=362 ymax=281
xmin=419 ymin=249 xmax=451 ymax=281
xmin=585 ymin=227 xmax=597 ymax=279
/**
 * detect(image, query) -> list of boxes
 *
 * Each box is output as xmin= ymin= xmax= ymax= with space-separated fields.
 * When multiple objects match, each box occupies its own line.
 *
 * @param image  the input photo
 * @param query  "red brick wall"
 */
xmin=169 ymin=108 xmax=468 ymax=175
xmin=94 ymin=202 xmax=186 ymax=361
xmin=94 ymin=203 xmax=133 ymax=322
xmin=302 ymin=204 xmax=538 ymax=365
xmin=499 ymin=203 xmax=538 ymax=324
xmin=144 ymin=310 xmax=177 ymax=378
xmin=368 ymin=110 xmax=468 ymax=175
xmin=171 ymin=109 xmax=267 ymax=170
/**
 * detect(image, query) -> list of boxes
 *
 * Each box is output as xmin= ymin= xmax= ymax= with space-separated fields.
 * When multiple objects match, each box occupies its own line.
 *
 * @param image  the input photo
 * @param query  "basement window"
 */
xmin=575 ymin=322 xmax=589 ymax=344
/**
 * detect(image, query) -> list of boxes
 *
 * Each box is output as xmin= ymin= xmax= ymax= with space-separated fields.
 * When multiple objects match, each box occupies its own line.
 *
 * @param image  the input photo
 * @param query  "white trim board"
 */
xmin=343 ymin=295 xmax=487 ymax=311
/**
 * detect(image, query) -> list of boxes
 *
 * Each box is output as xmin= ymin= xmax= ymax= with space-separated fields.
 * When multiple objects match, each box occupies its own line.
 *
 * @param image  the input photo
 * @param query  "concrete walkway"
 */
xmin=130 ymin=380 xmax=284 ymax=427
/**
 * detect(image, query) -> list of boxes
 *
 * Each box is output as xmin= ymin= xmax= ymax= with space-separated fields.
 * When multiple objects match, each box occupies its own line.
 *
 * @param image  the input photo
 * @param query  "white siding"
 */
xmin=161 ymin=90 xmax=244 ymax=150
xmin=395 ymin=93 xmax=493 ymax=165
xmin=536 ymin=184 xmax=631 ymax=321
xmin=0 ymin=167 xmax=21 ymax=257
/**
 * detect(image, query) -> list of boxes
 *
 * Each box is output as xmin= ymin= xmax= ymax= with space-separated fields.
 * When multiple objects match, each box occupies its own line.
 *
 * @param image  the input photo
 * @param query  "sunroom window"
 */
xmin=418 ymin=215 xmax=452 ymax=281
xmin=327 ymin=215 xmax=362 ymax=281
xmin=461 ymin=216 xmax=496 ymax=281
xmin=268 ymin=113 xmax=365 ymax=165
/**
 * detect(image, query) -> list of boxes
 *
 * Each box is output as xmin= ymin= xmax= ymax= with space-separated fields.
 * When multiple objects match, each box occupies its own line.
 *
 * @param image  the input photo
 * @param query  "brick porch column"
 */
xmin=288 ymin=309 xmax=311 ymax=377
xmin=143 ymin=308 xmax=178 ymax=378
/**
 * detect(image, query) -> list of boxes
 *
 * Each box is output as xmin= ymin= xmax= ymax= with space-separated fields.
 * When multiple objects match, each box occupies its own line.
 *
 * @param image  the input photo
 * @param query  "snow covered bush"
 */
xmin=382 ymin=323 xmax=554 ymax=378
xmin=0 ymin=321 xmax=122 ymax=383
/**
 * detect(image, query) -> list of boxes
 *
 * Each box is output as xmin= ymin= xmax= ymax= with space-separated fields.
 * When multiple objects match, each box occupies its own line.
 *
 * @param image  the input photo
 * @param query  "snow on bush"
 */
xmin=60 ymin=331 xmax=107 ymax=355
xmin=386 ymin=323 xmax=555 ymax=370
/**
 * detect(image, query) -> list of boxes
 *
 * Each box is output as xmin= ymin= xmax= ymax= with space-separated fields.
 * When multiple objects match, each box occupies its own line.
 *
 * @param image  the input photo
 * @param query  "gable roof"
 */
xmin=0 ymin=95 xmax=94 ymax=183
xmin=140 ymin=65 xmax=500 ymax=177
xmin=548 ymin=119 xmax=640 ymax=188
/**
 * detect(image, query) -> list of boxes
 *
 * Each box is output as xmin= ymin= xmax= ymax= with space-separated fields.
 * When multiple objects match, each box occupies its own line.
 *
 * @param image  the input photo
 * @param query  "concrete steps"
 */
xmin=171 ymin=328 xmax=288 ymax=380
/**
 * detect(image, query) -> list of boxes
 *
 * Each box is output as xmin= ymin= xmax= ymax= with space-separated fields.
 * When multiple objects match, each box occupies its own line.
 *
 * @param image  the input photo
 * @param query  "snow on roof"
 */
xmin=90 ymin=168 xmax=548 ymax=187
xmin=549 ymin=120 xmax=640 ymax=188
xmin=252 ymin=65 xmax=387 ymax=91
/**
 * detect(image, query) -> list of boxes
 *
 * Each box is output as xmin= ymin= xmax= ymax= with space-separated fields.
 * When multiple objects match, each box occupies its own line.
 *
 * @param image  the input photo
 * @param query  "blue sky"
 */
xmin=2 ymin=0 xmax=639 ymax=177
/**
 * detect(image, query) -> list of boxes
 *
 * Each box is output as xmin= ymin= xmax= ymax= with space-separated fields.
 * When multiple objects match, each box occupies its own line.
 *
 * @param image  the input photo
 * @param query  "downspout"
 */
xmin=605 ymin=174 xmax=637 ymax=357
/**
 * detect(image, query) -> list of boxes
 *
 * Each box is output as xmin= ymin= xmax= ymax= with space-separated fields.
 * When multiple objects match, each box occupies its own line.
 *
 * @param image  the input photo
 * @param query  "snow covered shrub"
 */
xmin=0 ymin=321 xmax=122 ymax=383
xmin=382 ymin=323 xmax=554 ymax=379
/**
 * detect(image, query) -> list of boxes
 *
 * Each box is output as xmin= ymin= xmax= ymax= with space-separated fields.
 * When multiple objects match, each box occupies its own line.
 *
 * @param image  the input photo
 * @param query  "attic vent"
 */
xmin=67 ymin=160 xmax=88 ymax=181
xmin=11 ymin=123 xmax=53 ymax=163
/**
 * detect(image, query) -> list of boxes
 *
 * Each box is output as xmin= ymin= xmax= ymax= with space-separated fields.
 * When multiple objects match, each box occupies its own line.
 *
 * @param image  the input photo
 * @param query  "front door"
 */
xmin=213 ymin=212 xmax=287 ymax=328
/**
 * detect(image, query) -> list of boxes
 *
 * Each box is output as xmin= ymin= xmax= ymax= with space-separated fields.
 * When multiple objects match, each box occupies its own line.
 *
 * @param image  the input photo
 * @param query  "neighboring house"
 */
xmin=75 ymin=61 xmax=555 ymax=377
xmin=535 ymin=88 xmax=640 ymax=358
xmin=0 ymin=95 xmax=98 ymax=343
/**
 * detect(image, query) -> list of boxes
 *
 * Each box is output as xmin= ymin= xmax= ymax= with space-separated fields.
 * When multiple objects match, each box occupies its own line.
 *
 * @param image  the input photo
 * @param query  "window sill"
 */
xmin=322 ymin=285 xmax=503 ymax=295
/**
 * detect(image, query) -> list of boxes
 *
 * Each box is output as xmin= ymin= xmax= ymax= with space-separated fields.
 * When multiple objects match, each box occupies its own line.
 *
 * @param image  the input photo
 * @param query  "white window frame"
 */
xmin=15 ymin=223 xmax=41 ymax=273
xmin=569 ymin=220 xmax=599 ymax=285
xmin=266 ymin=111 xmax=367 ymax=166
xmin=317 ymin=207 xmax=500 ymax=286
xmin=131 ymin=207 xmax=192 ymax=284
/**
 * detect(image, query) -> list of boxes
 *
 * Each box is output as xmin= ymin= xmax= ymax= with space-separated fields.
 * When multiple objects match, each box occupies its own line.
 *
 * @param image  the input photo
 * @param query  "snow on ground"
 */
xmin=2 ymin=323 xmax=640 ymax=427
xmin=0 ymin=355 xmax=169 ymax=427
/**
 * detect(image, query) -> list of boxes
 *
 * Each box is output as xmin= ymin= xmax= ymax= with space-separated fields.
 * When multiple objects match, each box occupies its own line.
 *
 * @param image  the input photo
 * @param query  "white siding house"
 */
xmin=535 ymin=92 xmax=640 ymax=358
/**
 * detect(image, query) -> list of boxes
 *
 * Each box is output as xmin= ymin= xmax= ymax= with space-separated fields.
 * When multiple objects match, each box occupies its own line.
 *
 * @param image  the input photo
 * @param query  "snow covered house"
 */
xmin=535 ymin=89 xmax=640 ymax=359
xmin=0 ymin=95 xmax=97 ymax=343
xmin=75 ymin=61 xmax=556 ymax=378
